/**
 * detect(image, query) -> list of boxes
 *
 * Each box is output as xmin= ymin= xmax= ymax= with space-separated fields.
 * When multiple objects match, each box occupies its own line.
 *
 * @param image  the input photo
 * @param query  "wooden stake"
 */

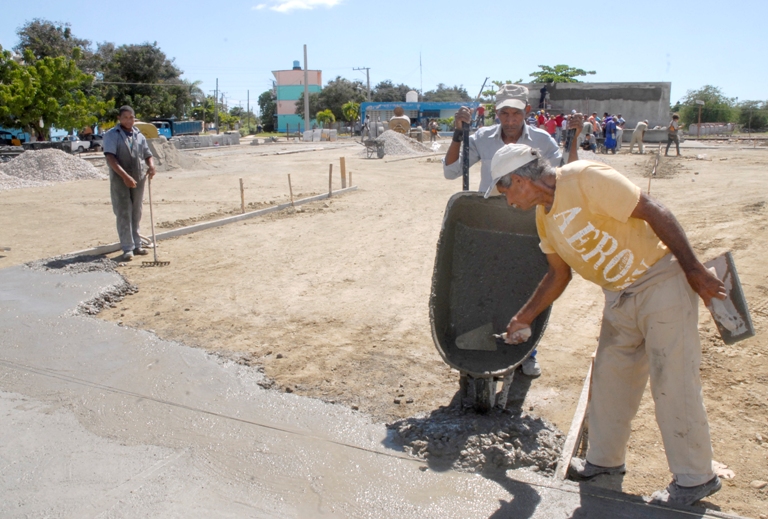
xmin=349 ymin=171 xmax=352 ymax=186
xmin=554 ymin=355 xmax=595 ymax=480
xmin=328 ymin=163 xmax=333 ymax=197
xmin=288 ymin=173 xmax=295 ymax=207
xmin=340 ymin=156 xmax=347 ymax=189
xmin=239 ymin=178 xmax=245 ymax=213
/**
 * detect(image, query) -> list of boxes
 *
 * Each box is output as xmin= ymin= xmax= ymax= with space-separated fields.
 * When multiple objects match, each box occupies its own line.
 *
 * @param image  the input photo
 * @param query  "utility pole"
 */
xmin=247 ymin=90 xmax=250 ymax=131
xmin=303 ymin=44 xmax=310 ymax=133
xmin=354 ymin=67 xmax=371 ymax=101
xmin=695 ymin=99 xmax=704 ymax=139
xmin=214 ymin=78 xmax=219 ymax=135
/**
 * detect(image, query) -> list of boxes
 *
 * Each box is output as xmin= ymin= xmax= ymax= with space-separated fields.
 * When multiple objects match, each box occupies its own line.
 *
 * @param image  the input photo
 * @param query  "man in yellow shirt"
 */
xmin=485 ymin=139 xmax=727 ymax=507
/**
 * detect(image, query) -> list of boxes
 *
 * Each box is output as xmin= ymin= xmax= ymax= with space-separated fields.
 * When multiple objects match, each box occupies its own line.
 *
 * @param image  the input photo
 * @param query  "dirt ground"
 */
xmin=2 ymin=139 xmax=766 ymax=518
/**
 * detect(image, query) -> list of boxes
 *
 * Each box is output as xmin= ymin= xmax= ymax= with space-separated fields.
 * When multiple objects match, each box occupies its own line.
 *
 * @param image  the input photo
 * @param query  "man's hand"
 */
xmin=686 ymin=265 xmax=727 ymax=306
xmin=122 ymin=175 xmax=137 ymax=189
xmin=454 ymin=106 xmax=472 ymax=129
xmin=568 ymin=113 xmax=584 ymax=135
xmin=505 ymin=315 xmax=533 ymax=345
xmin=147 ymin=165 xmax=156 ymax=180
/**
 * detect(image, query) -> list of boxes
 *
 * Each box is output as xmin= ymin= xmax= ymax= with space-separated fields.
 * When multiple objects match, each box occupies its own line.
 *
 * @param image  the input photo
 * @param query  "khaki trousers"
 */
xmin=629 ymin=132 xmax=644 ymax=153
xmin=586 ymin=255 xmax=715 ymax=487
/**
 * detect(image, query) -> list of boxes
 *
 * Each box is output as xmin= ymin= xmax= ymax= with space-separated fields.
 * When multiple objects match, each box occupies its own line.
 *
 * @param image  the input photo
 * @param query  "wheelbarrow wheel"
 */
xmin=472 ymin=377 xmax=497 ymax=413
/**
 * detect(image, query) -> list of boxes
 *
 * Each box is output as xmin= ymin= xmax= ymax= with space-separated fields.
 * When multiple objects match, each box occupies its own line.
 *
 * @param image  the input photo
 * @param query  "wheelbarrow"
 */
xmin=429 ymin=192 xmax=552 ymax=412
xmin=363 ymin=139 xmax=385 ymax=159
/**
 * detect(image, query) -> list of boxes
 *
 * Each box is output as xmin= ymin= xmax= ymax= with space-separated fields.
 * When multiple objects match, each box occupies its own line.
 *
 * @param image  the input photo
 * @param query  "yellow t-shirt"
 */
xmin=536 ymin=161 xmax=668 ymax=291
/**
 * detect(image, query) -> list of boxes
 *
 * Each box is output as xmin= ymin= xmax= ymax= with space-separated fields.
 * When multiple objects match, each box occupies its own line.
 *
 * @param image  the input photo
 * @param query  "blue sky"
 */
xmin=2 ymin=0 xmax=765 ymax=114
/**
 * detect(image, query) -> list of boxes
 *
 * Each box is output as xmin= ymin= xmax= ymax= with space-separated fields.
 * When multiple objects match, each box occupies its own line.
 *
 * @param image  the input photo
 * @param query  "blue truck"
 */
xmin=151 ymin=119 xmax=203 ymax=139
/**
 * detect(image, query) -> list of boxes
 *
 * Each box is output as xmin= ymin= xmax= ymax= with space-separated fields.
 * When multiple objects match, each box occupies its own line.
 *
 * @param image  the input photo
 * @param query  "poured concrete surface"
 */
xmin=0 ymin=265 xmax=741 ymax=518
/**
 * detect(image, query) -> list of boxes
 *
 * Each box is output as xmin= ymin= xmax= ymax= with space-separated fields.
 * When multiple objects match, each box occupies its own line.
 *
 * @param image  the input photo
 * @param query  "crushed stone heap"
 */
xmin=389 ymin=405 xmax=564 ymax=475
xmin=362 ymin=130 xmax=434 ymax=157
xmin=0 ymin=149 xmax=105 ymax=190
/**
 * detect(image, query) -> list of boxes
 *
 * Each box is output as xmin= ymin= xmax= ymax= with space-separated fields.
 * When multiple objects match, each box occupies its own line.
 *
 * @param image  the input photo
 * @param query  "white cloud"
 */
xmin=252 ymin=0 xmax=342 ymax=13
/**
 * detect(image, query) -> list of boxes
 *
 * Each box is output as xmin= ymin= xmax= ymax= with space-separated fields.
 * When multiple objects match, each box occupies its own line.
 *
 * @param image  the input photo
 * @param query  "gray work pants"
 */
xmin=110 ymin=173 xmax=146 ymax=252
xmin=666 ymin=133 xmax=680 ymax=155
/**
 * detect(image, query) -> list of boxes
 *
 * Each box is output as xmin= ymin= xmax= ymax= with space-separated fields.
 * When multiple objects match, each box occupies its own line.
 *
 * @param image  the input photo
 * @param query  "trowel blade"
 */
xmin=455 ymin=322 xmax=497 ymax=351
xmin=704 ymin=252 xmax=755 ymax=345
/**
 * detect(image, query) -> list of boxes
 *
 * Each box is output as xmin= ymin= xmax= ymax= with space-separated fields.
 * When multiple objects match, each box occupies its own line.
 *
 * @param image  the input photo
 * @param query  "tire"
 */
xmin=472 ymin=377 xmax=497 ymax=413
xmin=77 ymin=146 xmax=85 ymax=153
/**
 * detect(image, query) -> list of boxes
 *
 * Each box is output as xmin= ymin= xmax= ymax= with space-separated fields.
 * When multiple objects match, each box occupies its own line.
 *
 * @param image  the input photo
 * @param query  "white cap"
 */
xmin=495 ymin=84 xmax=528 ymax=111
xmin=485 ymin=144 xmax=539 ymax=198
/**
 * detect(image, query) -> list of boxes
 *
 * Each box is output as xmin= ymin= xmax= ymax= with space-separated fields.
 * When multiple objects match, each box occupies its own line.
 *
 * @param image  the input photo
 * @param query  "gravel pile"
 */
xmin=0 ymin=149 xmax=105 ymax=190
xmin=361 ymin=130 xmax=433 ymax=157
xmin=389 ymin=405 xmax=564 ymax=475
xmin=0 ymin=171 xmax=46 ymax=190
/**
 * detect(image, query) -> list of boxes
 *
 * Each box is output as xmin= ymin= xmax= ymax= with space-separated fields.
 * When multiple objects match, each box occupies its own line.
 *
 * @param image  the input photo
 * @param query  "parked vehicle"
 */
xmin=81 ymin=134 xmax=104 ymax=151
xmin=60 ymin=135 xmax=90 ymax=153
xmin=0 ymin=131 xmax=16 ymax=146
xmin=151 ymin=119 xmax=203 ymax=139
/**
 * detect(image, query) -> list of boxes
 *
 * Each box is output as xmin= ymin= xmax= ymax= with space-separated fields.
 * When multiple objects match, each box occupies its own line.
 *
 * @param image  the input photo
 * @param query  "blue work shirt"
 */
xmin=442 ymin=123 xmax=562 ymax=194
xmin=103 ymin=125 xmax=153 ymax=181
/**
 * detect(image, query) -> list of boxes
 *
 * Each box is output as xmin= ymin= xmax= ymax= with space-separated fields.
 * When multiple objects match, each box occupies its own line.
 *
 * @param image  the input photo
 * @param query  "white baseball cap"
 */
xmin=485 ymin=143 xmax=540 ymax=198
xmin=495 ymin=84 xmax=528 ymax=111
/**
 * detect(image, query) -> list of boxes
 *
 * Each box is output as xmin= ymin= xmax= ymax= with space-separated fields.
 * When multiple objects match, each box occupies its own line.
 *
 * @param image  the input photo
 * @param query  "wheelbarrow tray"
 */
xmin=429 ymin=193 xmax=551 ymax=378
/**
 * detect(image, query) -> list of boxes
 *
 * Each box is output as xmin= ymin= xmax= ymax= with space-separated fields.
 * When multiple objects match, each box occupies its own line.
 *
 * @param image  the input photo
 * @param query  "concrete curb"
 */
xmin=67 ymin=186 xmax=359 ymax=257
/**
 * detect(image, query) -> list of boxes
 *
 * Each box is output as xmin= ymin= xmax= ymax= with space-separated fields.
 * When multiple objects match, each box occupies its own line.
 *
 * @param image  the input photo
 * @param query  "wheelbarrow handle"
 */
xmin=462 ymin=122 xmax=470 ymax=191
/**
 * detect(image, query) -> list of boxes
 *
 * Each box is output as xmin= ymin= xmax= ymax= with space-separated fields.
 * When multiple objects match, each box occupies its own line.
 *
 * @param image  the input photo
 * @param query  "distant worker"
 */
xmin=615 ymin=114 xmax=626 ymax=150
xmin=539 ymin=84 xmax=548 ymax=109
xmin=429 ymin=119 xmax=439 ymax=142
xmin=666 ymin=114 xmax=682 ymax=157
xmin=629 ymin=120 xmax=649 ymax=154
xmin=442 ymin=84 xmax=582 ymax=377
xmin=490 ymin=138 xmax=725 ymax=507
xmin=103 ymin=105 xmax=156 ymax=262
xmin=388 ymin=106 xmax=411 ymax=134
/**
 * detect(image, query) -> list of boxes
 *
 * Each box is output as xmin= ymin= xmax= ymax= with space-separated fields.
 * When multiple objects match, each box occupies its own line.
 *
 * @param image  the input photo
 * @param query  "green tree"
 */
xmin=294 ymin=92 xmax=322 ymax=120
xmin=317 ymin=76 xmax=365 ymax=120
xmin=677 ymin=85 xmax=737 ymax=126
xmin=529 ymin=65 xmax=596 ymax=83
xmin=738 ymin=100 xmax=768 ymax=132
xmin=0 ymin=46 xmax=110 ymax=139
xmin=371 ymin=80 xmax=414 ymax=102
xmin=422 ymin=84 xmax=471 ymax=102
xmin=98 ymin=42 xmax=192 ymax=120
xmin=315 ymin=109 xmax=335 ymax=128
xmin=341 ymin=101 xmax=360 ymax=123
xmin=258 ymin=90 xmax=276 ymax=132
xmin=14 ymin=19 xmax=92 ymax=62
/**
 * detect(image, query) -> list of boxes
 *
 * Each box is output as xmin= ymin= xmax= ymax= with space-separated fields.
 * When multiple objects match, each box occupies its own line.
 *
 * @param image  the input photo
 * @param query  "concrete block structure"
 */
xmin=272 ymin=61 xmax=321 ymax=133
xmin=524 ymin=82 xmax=672 ymax=129
xmin=360 ymin=102 xmax=481 ymax=129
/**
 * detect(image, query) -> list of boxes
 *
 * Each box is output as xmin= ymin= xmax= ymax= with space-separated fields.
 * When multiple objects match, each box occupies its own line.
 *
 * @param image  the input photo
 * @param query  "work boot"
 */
xmin=648 ymin=476 xmax=721 ymax=507
xmin=133 ymin=248 xmax=149 ymax=256
xmin=521 ymin=356 xmax=541 ymax=377
xmin=120 ymin=250 xmax=133 ymax=262
xmin=569 ymin=458 xmax=626 ymax=480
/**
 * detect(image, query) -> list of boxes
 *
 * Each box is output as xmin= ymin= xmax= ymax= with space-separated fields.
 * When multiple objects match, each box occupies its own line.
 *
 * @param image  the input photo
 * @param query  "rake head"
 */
xmin=141 ymin=260 xmax=170 ymax=267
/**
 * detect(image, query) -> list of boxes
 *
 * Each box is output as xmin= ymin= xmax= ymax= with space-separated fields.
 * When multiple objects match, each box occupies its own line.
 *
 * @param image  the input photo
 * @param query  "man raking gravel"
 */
xmin=488 ymin=134 xmax=727 ymax=507
xmin=104 ymin=106 xmax=156 ymax=262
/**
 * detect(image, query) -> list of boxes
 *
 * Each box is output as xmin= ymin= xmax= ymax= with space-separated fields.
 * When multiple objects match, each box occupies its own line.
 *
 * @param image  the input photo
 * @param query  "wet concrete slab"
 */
xmin=0 ymin=265 xmax=742 ymax=518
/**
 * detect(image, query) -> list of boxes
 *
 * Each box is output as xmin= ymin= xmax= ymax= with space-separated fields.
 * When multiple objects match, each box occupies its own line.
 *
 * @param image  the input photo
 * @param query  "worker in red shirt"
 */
xmin=544 ymin=116 xmax=558 ymax=139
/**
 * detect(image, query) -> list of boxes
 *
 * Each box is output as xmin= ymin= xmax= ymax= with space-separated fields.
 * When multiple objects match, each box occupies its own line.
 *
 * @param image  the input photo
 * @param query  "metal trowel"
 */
xmin=455 ymin=323 xmax=498 ymax=351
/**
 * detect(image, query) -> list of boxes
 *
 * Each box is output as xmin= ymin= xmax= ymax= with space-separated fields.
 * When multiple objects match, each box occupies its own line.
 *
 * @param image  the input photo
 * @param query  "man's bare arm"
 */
xmin=631 ymin=193 xmax=726 ymax=304
xmin=506 ymin=252 xmax=572 ymax=339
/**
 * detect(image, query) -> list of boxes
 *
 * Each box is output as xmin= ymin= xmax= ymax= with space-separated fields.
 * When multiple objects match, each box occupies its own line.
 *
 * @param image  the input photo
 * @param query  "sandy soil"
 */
xmin=2 ymin=139 xmax=766 ymax=517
